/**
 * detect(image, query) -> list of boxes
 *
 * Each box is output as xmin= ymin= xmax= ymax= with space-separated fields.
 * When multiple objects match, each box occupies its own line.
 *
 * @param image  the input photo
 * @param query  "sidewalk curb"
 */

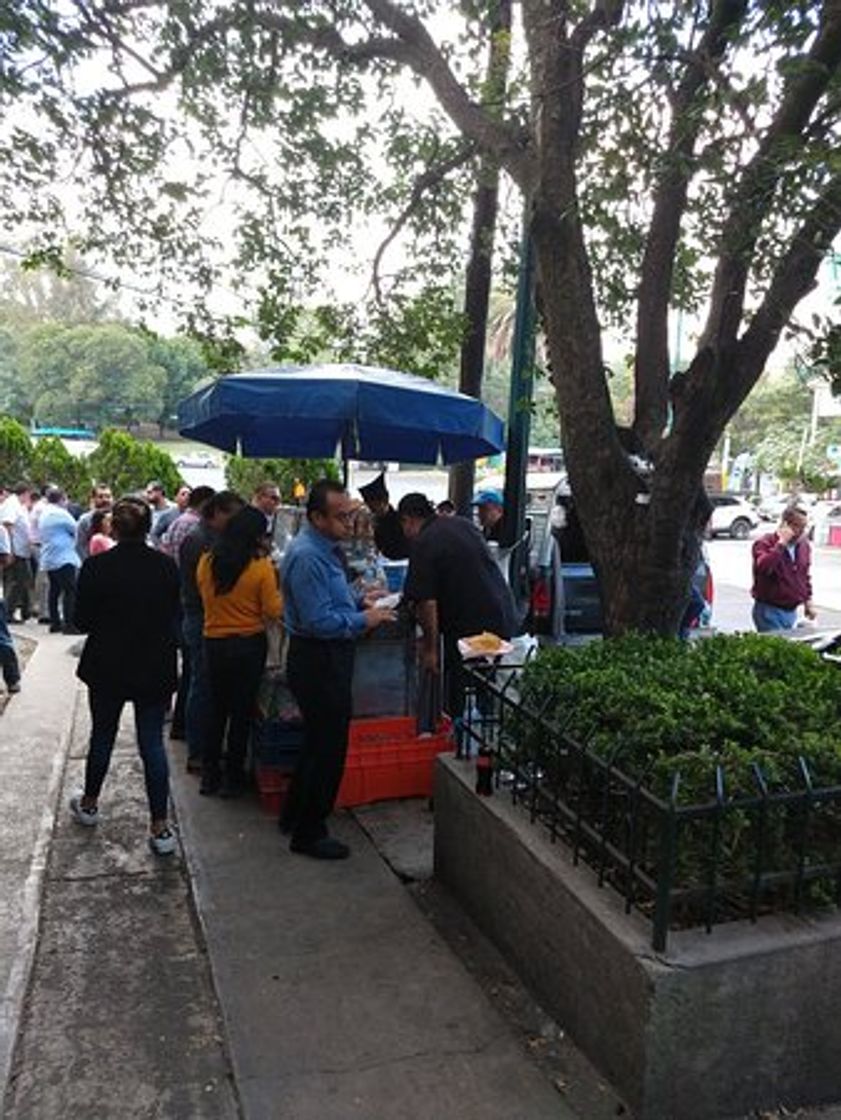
xmin=0 ymin=645 xmax=81 ymax=1101
xmin=168 ymin=775 xmax=246 ymax=1119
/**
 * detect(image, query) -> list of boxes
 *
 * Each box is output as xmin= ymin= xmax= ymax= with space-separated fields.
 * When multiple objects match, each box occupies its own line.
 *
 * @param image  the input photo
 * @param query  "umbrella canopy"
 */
xmin=177 ymin=363 xmax=505 ymax=465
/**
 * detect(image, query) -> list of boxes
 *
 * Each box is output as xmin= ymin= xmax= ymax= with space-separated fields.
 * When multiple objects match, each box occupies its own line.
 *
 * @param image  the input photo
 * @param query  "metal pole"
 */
xmin=501 ymin=217 xmax=536 ymax=549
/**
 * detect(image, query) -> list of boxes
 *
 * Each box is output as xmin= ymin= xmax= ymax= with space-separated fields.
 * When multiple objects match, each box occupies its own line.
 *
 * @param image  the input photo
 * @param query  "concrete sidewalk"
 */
xmin=1 ymin=634 xmax=577 ymax=1119
xmin=0 ymin=632 xmax=80 ymax=1096
xmin=2 ymin=649 xmax=238 ymax=1119
xmin=170 ymin=753 xmax=574 ymax=1119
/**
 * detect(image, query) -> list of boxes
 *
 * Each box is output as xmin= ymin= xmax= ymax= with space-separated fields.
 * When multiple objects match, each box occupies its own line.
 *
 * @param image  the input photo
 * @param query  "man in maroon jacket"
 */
xmin=751 ymin=505 xmax=816 ymax=632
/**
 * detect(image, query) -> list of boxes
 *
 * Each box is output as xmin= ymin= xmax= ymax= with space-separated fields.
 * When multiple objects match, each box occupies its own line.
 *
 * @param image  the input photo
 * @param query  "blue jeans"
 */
xmin=0 ymin=600 xmax=21 ymax=688
xmin=182 ymin=611 xmax=209 ymax=763
xmin=84 ymin=691 xmax=170 ymax=821
xmin=753 ymin=601 xmax=798 ymax=632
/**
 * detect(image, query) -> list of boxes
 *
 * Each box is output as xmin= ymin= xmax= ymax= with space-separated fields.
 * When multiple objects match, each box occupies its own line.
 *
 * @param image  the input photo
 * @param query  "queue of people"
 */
xmin=3 ymin=467 xmax=520 ymax=862
xmin=28 ymin=473 xmax=825 ymax=859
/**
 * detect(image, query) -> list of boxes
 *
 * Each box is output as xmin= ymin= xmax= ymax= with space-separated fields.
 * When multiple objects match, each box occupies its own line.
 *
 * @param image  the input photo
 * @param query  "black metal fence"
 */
xmin=460 ymin=663 xmax=841 ymax=951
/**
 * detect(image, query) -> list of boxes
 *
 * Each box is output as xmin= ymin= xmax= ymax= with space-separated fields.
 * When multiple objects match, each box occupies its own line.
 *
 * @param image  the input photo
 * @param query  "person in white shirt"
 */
xmin=0 ymin=484 xmax=34 ymax=623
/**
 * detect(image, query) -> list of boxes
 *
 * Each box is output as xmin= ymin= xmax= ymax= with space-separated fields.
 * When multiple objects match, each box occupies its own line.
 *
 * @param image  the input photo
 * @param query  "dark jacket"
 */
xmin=403 ymin=514 xmax=517 ymax=640
xmin=373 ymin=507 xmax=411 ymax=560
xmin=75 ymin=541 xmax=181 ymax=701
xmin=751 ymin=532 xmax=812 ymax=610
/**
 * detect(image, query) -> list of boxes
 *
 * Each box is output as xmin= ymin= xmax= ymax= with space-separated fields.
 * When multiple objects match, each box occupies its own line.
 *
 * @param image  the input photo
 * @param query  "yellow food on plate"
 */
xmin=464 ymin=631 xmax=504 ymax=653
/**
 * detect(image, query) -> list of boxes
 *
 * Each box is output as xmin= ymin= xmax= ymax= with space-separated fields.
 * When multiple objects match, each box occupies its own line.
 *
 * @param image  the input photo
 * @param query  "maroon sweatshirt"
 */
xmin=751 ymin=532 xmax=812 ymax=609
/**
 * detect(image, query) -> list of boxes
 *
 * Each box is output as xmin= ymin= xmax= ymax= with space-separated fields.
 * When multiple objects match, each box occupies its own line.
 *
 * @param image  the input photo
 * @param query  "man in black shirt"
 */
xmin=398 ymin=492 xmax=517 ymax=717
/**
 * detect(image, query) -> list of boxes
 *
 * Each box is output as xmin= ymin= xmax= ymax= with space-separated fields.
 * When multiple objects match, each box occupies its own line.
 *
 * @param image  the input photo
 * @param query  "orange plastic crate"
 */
xmin=336 ymin=717 xmax=453 ymax=808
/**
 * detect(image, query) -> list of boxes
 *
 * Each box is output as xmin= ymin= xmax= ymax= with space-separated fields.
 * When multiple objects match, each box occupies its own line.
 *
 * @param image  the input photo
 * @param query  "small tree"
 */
xmin=0 ymin=415 xmax=32 ymax=484
xmin=225 ymin=456 xmax=339 ymax=501
xmin=29 ymin=435 xmax=92 ymax=502
xmin=86 ymin=429 xmax=181 ymax=497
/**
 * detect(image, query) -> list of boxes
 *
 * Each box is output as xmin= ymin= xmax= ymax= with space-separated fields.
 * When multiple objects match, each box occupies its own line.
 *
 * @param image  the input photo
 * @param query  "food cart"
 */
xmin=177 ymin=363 xmax=506 ymax=809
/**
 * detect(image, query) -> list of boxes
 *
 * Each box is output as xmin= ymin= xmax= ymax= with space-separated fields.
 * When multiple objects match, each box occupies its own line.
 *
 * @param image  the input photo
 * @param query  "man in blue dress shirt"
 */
xmin=280 ymin=479 xmax=395 ymax=860
xmin=39 ymin=487 xmax=82 ymax=634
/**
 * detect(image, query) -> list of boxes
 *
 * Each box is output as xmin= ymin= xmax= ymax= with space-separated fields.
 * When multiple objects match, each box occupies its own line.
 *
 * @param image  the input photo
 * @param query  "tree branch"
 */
xmin=358 ymin=0 xmax=532 ymax=189
xmin=633 ymin=0 xmax=749 ymax=450
xmin=570 ymin=0 xmax=625 ymax=53
xmin=699 ymin=0 xmax=841 ymax=352
xmin=369 ymin=141 xmax=478 ymax=306
xmin=737 ymin=172 xmax=841 ymax=395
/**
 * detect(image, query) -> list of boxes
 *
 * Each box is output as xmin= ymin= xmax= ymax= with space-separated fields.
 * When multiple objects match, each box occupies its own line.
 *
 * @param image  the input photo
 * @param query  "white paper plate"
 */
xmin=373 ymin=592 xmax=402 ymax=610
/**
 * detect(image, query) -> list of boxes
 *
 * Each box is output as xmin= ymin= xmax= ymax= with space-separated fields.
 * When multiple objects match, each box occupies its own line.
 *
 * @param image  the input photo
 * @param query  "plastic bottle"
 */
xmin=475 ymin=747 xmax=494 ymax=796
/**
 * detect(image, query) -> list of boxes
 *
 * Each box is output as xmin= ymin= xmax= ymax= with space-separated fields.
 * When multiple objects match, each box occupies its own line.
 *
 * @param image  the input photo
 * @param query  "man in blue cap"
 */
xmin=472 ymin=488 xmax=505 ymax=543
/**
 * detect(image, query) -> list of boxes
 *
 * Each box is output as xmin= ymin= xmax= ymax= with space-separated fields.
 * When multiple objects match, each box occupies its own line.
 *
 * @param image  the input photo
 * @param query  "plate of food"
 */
xmin=457 ymin=631 xmax=514 ymax=660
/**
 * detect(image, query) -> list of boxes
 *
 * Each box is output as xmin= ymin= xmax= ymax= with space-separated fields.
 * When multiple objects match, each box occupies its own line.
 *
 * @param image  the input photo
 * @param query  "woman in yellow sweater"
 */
xmin=196 ymin=505 xmax=282 ymax=796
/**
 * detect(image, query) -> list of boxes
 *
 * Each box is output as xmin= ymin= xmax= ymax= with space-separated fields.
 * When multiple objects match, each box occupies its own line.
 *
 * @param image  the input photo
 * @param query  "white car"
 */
xmin=176 ymin=451 xmax=218 ymax=469
xmin=708 ymin=494 xmax=759 ymax=540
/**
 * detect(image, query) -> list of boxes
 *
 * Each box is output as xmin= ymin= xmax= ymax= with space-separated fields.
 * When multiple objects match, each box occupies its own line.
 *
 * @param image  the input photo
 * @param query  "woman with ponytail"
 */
xmin=196 ymin=505 xmax=282 ymax=797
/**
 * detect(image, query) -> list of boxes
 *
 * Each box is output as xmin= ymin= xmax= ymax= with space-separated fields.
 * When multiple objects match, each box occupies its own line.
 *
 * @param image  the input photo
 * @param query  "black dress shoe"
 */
xmin=49 ymin=623 xmax=63 ymax=633
xmin=290 ymin=836 xmax=350 ymax=860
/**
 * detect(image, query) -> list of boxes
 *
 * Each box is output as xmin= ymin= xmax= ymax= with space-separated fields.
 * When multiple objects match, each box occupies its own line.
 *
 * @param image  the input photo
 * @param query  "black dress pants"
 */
xmin=48 ymin=564 xmax=77 ymax=629
xmin=204 ymin=632 xmax=267 ymax=780
xmin=282 ymin=636 xmax=355 ymax=844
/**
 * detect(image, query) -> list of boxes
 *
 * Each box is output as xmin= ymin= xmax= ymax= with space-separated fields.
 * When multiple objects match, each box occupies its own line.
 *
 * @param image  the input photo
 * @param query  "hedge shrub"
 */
xmin=522 ymin=634 xmax=841 ymax=798
xmin=520 ymin=635 xmax=841 ymax=917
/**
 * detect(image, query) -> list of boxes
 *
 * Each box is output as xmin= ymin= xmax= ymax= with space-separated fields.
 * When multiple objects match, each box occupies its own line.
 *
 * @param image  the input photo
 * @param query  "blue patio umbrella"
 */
xmin=177 ymin=363 xmax=505 ymax=464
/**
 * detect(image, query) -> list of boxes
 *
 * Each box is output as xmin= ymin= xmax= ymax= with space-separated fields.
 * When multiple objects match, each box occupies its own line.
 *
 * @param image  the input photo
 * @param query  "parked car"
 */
xmin=522 ymin=481 xmax=713 ymax=640
xmin=757 ymin=493 xmax=816 ymax=523
xmin=809 ymin=500 xmax=841 ymax=543
xmin=707 ymin=493 xmax=759 ymax=539
xmin=176 ymin=451 xmax=218 ymax=469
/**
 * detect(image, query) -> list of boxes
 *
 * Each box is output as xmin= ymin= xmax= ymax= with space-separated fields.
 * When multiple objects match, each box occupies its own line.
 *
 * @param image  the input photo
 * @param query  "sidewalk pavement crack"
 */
xmin=48 ymin=869 xmax=158 ymax=884
xmin=294 ymin=1029 xmax=510 ymax=1079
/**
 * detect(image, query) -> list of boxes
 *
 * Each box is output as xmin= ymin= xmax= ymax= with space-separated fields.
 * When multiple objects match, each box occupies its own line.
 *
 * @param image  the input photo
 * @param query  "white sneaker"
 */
xmin=149 ymin=828 xmax=177 ymax=856
xmin=69 ymin=792 xmax=99 ymax=827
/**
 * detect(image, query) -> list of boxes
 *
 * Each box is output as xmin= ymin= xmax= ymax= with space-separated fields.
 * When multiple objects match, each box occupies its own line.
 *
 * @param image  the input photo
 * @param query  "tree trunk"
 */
xmin=449 ymin=0 xmax=511 ymax=516
xmin=450 ymin=163 xmax=500 ymax=515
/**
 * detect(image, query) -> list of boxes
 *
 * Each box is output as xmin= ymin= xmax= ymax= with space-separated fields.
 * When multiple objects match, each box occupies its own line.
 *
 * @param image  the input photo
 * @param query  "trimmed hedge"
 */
xmin=522 ymin=634 xmax=841 ymax=800
xmin=520 ymin=635 xmax=841 ymax=918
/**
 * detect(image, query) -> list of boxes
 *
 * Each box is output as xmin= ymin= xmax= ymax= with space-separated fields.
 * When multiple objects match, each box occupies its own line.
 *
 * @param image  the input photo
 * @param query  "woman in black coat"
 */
xmin=70 ymin=496 xmax=181 ymax=855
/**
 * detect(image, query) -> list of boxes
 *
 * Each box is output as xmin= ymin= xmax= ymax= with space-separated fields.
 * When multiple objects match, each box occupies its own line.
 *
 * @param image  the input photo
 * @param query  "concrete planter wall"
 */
xmin=434 ymin=754 xmax=841 ymax=1120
